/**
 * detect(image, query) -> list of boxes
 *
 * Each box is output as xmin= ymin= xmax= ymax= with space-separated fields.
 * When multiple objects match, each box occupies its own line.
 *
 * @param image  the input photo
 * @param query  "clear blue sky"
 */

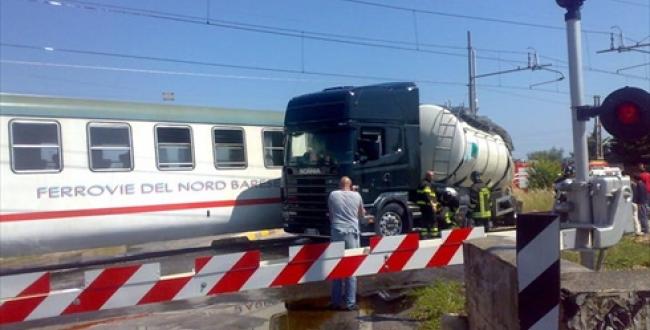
xmin=1 ymin=0 xmax=649 ymax=159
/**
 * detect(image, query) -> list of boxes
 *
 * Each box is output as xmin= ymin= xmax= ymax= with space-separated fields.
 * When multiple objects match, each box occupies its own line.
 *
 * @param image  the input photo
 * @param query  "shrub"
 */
xmin=512 ymin=188 xmax=554 ymax=212
xmin=527 ymin=158 xmax=562 ymax=190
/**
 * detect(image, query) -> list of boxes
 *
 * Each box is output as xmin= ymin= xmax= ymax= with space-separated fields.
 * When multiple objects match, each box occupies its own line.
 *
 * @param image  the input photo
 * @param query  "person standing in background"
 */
xmin=630 ymin=174 xmax=643 ymax=235
xmin=632 ymin=173 xmax=649 ymax=235
xmin=328 ymin=176 xmax=364 ymax=311
xmin=639 ymin=164 xmax=650 ymax=218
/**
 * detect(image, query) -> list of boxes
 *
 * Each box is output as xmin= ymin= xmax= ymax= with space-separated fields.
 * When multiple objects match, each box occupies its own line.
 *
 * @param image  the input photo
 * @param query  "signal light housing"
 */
xmin=598 ymin=87 xmax=650 ymax=141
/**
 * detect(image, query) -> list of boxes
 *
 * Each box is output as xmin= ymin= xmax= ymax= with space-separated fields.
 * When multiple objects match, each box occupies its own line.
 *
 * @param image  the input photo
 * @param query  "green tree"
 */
xmin=528 ymin=147 xmax=564 ymax=163
xmin=527 ymin=148 xmax=564 ymax=189
xmin=606 ymin=135 xmax=650 ymax=166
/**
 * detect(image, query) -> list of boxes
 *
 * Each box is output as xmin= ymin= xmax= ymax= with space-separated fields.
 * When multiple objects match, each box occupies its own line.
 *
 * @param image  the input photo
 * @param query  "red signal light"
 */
xmin=598 ymin=86 xmax=650 ymax=140
xmin=616 ymin=102 xmax=640 ymax=125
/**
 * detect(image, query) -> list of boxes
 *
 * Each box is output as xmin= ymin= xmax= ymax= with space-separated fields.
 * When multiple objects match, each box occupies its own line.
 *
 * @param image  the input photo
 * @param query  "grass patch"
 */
xmin=409 ymin=279 xmax=465 ymax=330
xmin=513 ymin=188 xmax=554 ymax=213
xmin=561 ymin=235 xmax=650 ymax=270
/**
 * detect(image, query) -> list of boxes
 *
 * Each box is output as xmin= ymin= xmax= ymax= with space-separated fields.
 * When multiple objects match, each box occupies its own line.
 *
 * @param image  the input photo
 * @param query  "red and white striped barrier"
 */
xmin=0 ymin=227 xmax=483 ymax=324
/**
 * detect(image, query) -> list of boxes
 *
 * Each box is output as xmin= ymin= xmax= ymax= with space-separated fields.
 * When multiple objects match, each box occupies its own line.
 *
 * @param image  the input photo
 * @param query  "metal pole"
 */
xmin=566 ymin=17 xmax=589 ymax=181
xmin=472 ymin=48 xmax=477 ymax=113
xmin=593 ymin=95 xmax=603 ymax=159
xmin=468 ymin=31 xmax=477 ymax=115
xmin=563 ymin=2 xmax=595 ymax=269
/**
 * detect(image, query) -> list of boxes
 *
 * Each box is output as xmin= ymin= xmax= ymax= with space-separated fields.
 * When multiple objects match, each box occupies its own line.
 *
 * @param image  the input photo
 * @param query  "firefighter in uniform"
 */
xmin=416 ymin=170 xmax=438 ymax=237
xmin=437 ymin=187 xmax=463 ymax=228
xmin=469 ymin=171 xmax=492 ymax=228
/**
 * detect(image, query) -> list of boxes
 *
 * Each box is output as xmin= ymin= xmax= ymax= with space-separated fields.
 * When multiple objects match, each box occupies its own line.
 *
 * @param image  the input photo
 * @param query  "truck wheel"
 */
xmin=376 ymin=203 xmax=407 ymax=236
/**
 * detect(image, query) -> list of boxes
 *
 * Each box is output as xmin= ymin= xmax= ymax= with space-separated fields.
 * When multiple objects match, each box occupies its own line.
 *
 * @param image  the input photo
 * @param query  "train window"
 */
xmin=88 ymin=123 xmax=133 ymax=171
xmin=263 ymin=130 xmax=284 ymax=168
xmin=10 ymin=120 xmax=62 ymax=173
xmin=213 ymin=128 xmax=246 ymax=169
xmin=155 ymin=125 xmax=194 ymax=170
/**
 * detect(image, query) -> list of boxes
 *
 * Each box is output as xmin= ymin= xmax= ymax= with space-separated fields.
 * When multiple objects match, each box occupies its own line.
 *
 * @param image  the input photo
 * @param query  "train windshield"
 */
xmin=287 ymin=129 xmax=353 ymax=166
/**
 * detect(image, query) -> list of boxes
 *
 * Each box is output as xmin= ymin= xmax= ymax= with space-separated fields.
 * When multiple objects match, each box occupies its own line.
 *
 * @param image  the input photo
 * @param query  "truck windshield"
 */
xmin=287 ymin=129 xmax=352 ymax=165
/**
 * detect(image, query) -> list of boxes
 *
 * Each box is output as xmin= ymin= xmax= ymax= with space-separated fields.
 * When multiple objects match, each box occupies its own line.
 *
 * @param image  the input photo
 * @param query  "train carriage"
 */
xmin=0 ymin=93 xmax=285 ymax=257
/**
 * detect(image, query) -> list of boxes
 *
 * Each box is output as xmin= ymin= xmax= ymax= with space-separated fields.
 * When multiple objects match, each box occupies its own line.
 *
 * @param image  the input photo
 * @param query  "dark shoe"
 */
xmin=341 ymin=304 xmax=359 ymax=311
xmin=327 ymin=303 xmax=342 ymax=311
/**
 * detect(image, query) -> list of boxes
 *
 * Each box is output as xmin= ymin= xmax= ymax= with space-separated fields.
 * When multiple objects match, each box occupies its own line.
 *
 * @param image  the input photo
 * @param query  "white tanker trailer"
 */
xmin=420 ymin=104 xmax=513 ymax=190
xmin=282 ymin=82 xmax=516 ymax=237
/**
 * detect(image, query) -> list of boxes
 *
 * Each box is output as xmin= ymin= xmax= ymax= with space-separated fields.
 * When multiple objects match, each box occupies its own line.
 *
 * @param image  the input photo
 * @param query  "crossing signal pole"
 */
xmin=517 ymin=2 xmax=647 ymax=328
xmin=556 ymin=0 xmax=595 ymax=269
xmin=555 ymin=0 xmax=649 ymax=268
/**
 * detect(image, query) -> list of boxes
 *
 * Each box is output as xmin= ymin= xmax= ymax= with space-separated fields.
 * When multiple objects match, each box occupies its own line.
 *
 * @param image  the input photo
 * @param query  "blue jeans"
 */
xmin=331 ymin=228 xmax=360 ymax=308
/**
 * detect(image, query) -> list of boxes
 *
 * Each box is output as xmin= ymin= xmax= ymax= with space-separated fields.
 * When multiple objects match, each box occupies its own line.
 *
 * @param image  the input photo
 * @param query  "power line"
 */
xmin=339 ymin=0 xmax=611 ymax=36
xmin=607 ymin=0 xmax=650 ymax=8
xmin=0 ymin=47 xmax=466 ymax=86
xmin=27 ymin=0 xmax=649 ymax=82
xmin=539 ymin=55 xmax=649 ymax=81
xmin=27 ymin=0 xmax=528 ymax=66
xmin=3 ymin=43 xmax=635 ymax=97
xmin=0 ymin=59 xmax=334 ymax=83
xmin=3 ymin=59 xmax=585 ymax=106
xmin=499 ymin=52 xmax=648 ymax=81
xmin=27 ymin=0 xmax=559 ymax=68
xmin=1 ymin=45 xmax=584 ymax=100
xmin=480 ymin=86 xmax=570 ymax=106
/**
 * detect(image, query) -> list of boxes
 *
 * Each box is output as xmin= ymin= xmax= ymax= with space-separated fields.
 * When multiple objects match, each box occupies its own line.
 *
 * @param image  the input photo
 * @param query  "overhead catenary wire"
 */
xmin=0 ymin=55 xmax=466 ymax=87
xmin=0 ymin=42 xmax=617 ymax=97
xmin=3 ymin=59 xmax=584 ymax=109
xmin=538 ymin=55 xmax=649 ymax=81
xmin=606 ymin=0 xmax=650 ymax=8
xmin=0 ymin=59 xmax=338 ymax=83
xmin=25 ymin=0 xmax=649 ymax=82
xmin=26 ymin=0 xmax=525 ymax=65
xmin=0 ymin=43 xmax=545 ymax=93
xmin=338 ymin=0 xmax=612 ymax=36
xmin=0 ymin=54 xmax=583 ymax=98
xmin=477 ymin=86 xmax=570 ymax=106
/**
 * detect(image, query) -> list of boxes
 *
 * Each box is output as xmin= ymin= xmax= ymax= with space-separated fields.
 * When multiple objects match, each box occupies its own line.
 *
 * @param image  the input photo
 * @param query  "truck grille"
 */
xmin=285 ymin=175 xmax=337 ymax=227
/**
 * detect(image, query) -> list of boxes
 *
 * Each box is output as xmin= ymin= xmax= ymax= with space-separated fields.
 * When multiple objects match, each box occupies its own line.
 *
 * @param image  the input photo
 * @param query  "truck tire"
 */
xmin=376 ymin=203 xmax=409 ymax=236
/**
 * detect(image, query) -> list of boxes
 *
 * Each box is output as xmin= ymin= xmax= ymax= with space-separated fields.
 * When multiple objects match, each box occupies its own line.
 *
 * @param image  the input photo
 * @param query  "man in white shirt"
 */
xmin=328 ymin=176 xmax=365 ymax=311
